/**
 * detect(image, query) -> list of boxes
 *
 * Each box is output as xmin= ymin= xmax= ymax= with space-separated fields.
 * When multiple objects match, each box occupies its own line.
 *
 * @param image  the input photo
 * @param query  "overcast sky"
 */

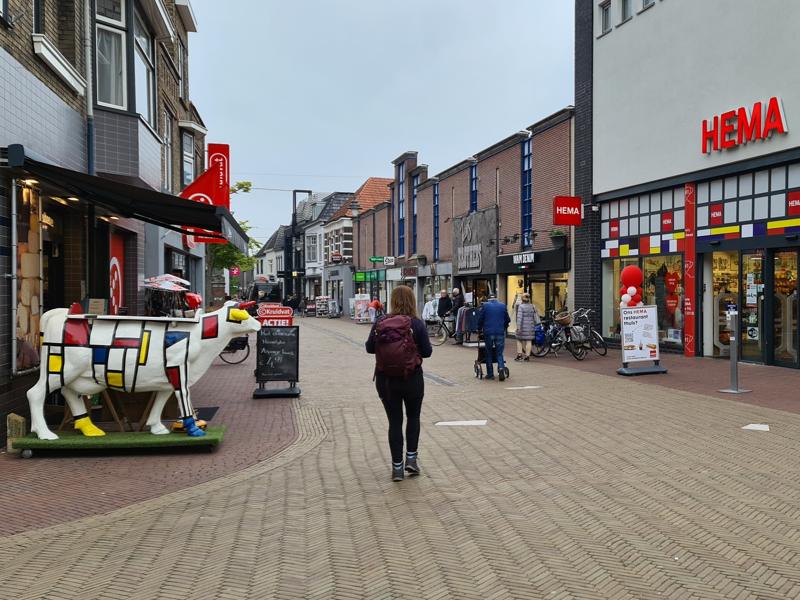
xmin=190 ymin=1 xmax=574 ymax=246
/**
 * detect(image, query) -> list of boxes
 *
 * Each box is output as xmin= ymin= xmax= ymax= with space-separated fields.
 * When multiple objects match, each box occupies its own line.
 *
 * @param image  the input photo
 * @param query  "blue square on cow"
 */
xmin=165 ymin=332 xmax=190 ymax=348
xmin=93 ymin=347 xmax=109 ymax=364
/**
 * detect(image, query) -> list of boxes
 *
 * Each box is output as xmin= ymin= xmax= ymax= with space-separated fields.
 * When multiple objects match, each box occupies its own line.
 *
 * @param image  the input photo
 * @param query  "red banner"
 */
xmin=181 ymin=143 xmax=231 ymax=246
xmin=683 ymin=183 xmax=696 ymax=356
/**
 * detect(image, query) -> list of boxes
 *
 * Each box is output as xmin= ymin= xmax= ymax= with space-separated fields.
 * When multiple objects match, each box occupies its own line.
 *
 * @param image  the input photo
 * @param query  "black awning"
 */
xmin=4 ymin=144 xmax=248 ymax=251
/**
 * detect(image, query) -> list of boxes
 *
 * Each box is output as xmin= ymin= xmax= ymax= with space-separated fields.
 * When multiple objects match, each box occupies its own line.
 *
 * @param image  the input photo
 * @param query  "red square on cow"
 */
xmin=202 ymin=315 xmax=219 ymax=339
xmin=661 ymin=211 xmax=674 ymax=233
xmin=709 ymin=203 xmax=724 ymax=226
xmin=609 ymin=219 xmax=619 ymax=239
xmin=788 ymin=191 xmax=800 ymax=216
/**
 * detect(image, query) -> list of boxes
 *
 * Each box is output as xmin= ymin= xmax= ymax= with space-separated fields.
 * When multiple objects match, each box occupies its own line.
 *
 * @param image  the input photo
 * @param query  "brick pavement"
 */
xmin=2 ymin=317 xmax=800 ymax=599
xmin=0 ymin=346 xmax=296 ymax=537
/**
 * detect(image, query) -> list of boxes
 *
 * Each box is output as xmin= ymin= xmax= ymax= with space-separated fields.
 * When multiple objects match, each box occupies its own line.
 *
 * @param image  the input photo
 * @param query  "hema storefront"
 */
xmin=591 ymin=1 xmax=800 ymax=367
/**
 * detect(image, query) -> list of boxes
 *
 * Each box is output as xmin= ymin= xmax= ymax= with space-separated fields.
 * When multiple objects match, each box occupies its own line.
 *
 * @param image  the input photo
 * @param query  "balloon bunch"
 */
xmin=619 ymin=265 xmax=644 ymax=308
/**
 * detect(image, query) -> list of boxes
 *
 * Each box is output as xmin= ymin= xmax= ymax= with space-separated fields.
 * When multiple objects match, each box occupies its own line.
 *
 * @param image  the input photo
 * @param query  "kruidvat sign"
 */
xmin=553 ymin=196 xmax=582 ymax=226
xmin=702 ymin=97 xmax=788 ymax=154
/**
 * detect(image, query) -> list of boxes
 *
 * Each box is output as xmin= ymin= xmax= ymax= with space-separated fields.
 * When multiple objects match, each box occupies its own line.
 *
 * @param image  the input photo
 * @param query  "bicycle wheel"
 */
xmin=566 ymin=340 xmax=587 ymax=361
xmin=589 ymin=330 xmax=608 ymax=356
xmin=431 ymin=324 xmax=448 ymax=346
xmin=219 ymin=341 xmax=250 ymax=364
xmin=531 ymin=335 xmax=550 ymax=357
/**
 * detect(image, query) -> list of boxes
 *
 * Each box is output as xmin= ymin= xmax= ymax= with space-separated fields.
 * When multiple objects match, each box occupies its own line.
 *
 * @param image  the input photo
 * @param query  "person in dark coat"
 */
xmin=436 ymin=289 xmax=452 ymax=319
xmin=477 ymin=293 xmax=511 ymax=381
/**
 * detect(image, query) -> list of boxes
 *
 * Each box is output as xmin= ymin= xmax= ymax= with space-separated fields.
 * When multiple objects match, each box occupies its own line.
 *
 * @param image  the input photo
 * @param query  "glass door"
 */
xmin=740 ymin=250 xmax=765 ymax=363
xmin=711 ymin=251 xmax=739 ymax=357
xmin=773 ymin=250 xmax=799 ymax=367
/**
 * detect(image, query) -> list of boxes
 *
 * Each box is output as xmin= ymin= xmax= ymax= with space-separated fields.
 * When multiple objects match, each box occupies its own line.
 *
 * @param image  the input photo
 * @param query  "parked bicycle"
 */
xmin=531 ymin=310 xmax=586 ymax=360
xmin=218 ymin=334 xmax=250 ymax=364
xmin=572 ymin=308 xmax=608 ymax=356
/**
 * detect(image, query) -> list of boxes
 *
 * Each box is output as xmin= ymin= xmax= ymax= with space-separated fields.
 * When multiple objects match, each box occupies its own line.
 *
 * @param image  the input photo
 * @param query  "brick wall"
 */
xmin=574 ymin=0 xmax=601 ymax=326
xmin=531 ymin=119 xmax=572 ymax=252
xmin=479 ymin=144 xmax=523 ymax=255
xmin=416 ymin=184 xmax=434 ymax=260
xmin=438 ymin=168 xmax=470 ymax=262
xmin=0 ymin=0 xmax=86 ymax=114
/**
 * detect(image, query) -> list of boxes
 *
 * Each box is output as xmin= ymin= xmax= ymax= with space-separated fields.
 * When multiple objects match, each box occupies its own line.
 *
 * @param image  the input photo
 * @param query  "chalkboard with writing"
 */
xmin=255 ymin=326 xmax=299 ymax=383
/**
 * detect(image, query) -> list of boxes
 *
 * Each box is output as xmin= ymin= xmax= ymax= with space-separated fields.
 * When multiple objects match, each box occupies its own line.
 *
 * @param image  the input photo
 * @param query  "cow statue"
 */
xmin=27 ymin=301 xmax=261 ymax=440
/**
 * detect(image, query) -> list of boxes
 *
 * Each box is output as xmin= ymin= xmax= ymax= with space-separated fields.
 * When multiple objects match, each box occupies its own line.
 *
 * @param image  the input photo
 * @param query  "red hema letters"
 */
xmin=702 ymin=97 xmax=788 ymax=154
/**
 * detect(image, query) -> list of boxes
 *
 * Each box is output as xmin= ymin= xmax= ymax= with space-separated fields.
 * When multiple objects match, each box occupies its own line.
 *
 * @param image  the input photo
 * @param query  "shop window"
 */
xmin=673 ymin=187 xmax=685 ymax=209
xmin=771 ymin=193 xmax=786 ymax=218
xmin=754 ymin=170 xmax=769 ymax=195
xmin=724 ymin=176 xmax=737 ymax=200
xmin=697 ymin=182 xmax=709 ymax=204
xmin=602 ymin=258 xmax=638 ymax=339
xmin=17 ymin=186 xmax=43 ymax=371
xmin=711 ymin=251 xmax=739 ymax=357
xmin=771 ymin=166 xmax=786 ymax=191
xmin=134 ymin=10 xmax=155 ymax=126
xmin=643 ymin=255 xmax=683 ymax=346
xmin=789 ymin=163 xmax=800 ymax=189
xmin=661 ymin=190 xmax=672 ymax=210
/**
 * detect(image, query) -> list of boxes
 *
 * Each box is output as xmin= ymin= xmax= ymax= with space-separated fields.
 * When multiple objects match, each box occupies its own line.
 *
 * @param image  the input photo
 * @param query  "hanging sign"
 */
xmin=181 ymin=143 xmax=231 ymax=246
xmin=553 ymin=196 xmax=582 ymax=226
xmin=620 ymin=305 xmax=661 ymax=363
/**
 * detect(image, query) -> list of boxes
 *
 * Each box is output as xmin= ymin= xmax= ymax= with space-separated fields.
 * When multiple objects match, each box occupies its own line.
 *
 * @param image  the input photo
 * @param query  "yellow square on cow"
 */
xmin=107 ymin=371 xmax=124 ymax=388
xmin=48 ymin=355 xmax=62 ymax=373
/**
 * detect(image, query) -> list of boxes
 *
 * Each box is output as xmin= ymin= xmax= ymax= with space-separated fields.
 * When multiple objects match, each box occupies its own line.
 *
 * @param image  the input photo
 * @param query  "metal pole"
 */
xmin=10 ymin=180 xmax=18 ymax=375
xmin=719 ymin=310 xmax=751 ymax=394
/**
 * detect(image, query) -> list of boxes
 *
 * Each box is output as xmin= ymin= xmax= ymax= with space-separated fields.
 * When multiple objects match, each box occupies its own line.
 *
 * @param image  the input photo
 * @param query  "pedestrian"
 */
xmin=421 ymin=294 xmax=438 ymax=322
xmin=369 ymin=296 xmax=383 ymax=322
xmin=514 ymin=293 xmax=539 ymax=361
xmin=451 ymin=287 xmax=465 ymax=343
xmin=436 ymin=289 xmax=452 ymax=319
xmin=477 ymin=292 xmax=510 ymax=381
xmin=366 ymin=285 xmax=433 ymax=482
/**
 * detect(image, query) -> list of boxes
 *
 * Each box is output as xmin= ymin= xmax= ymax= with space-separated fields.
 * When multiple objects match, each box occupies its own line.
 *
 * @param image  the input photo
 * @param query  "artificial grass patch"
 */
xmin=12 ymin=426 xmax=225 ymax=450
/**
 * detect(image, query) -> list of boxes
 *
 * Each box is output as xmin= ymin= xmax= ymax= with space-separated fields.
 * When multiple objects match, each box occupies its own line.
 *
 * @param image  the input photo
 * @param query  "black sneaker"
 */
xmin=499 ymin=371 xmax=506 ymax=382
xmin=405 ymin=456 xmax=420 ymax=476
xmin=392 ymin=465 xmax=405 ymax=481
xmin=485 ymin=374 xmax=495 ymax=380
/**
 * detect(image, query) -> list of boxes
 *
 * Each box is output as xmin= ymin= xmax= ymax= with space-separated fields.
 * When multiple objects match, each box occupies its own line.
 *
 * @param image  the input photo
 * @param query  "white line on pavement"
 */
xmin=435 ymin=420 xmax=488 ymax=427
xmin=504 ymin=386 xmax=542 ymax=390
xmin=742 ymin=423 xmax=770 ymax=431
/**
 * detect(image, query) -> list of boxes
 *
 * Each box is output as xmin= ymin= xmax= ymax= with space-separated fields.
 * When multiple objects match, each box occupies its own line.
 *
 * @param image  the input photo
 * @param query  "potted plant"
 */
xmin=549 ymin=228 xmax=567 ymax=247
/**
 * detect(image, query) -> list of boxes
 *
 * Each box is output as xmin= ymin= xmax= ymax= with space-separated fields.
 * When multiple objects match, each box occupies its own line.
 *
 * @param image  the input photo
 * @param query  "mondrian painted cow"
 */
xmin=27 ymin=301 xmax=261 ymax=440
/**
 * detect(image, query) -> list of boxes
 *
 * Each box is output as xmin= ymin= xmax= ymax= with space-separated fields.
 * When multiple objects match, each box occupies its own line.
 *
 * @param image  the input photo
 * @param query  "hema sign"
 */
xmin=553 ymin=196 xmax=582 ymax=226
xmin=702 ymin=97 xmax=788 ymax=154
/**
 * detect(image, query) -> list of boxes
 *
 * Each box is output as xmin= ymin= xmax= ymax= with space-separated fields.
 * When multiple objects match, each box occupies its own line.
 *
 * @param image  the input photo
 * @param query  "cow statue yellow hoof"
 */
xmin=74 ymin=416 xmax=106 ymax=437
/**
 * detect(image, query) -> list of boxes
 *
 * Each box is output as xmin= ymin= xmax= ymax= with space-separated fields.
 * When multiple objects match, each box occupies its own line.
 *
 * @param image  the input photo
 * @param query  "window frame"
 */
xmin=96 ymin=0 xmax=126 ymax=27
xmin=177 ymin=38 xmax=187 ymax=99
xmin=620 ymin=0 xmax=632 ymax=21
xmin=433 ymin=182 xmax=440 ymax=262
xmin=642 ymin=0 xmax=654 ymax=9
xmin=470 ymin=164 xmax=478 ymax=213
xmin=181 ymin=131 xmax=195 ymax=188
xmin=411 ymin=174 xmax=419 ymax=255
xmin=521 ymin=139 xmax=533 ymax=248
xmin=397 ymin=163 xmax=406 ymax=256
xmin=162 ymin=110 xmax=174 ymax=193
xmin=599 ymin=1 xmax=611 ymax=34
xmin=133 ymin=9 xmax=156 ymax=125
xmin=96 ymin=23 xmax=128 ymax=110
xmin=0 ymin=0 xmax=7 ymax=22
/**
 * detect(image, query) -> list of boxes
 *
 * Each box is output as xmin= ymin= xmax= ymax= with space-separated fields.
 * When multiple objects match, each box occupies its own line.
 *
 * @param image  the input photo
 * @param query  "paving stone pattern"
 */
xmin=2 ymin=317 xmax=800 ymax=599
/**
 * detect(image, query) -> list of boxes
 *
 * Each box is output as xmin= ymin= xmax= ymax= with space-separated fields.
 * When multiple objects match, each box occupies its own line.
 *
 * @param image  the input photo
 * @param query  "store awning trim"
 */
xmin=4 ymin=144 xmax=248 ymax=251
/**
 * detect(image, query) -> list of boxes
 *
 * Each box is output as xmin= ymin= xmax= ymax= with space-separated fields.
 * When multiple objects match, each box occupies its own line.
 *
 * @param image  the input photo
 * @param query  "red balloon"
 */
xmin=632 ymin=294 xmax=642 ymax=303
xmin=620 ymin=265 xmax=643 ymax=288
xmin=637 ymin=286 xmax=643 ymax=297
xmin=627 ymin=300 xmax=638 ymax=307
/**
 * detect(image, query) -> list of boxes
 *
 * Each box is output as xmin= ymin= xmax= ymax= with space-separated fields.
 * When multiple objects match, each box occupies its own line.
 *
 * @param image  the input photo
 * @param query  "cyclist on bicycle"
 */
xmin=437 ymin=290 xmax=452 ymax=320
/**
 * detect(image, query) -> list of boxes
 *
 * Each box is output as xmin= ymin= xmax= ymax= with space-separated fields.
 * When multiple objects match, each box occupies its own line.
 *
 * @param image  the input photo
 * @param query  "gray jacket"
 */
xmin=515 ymin=303 xmax=540 ymax=340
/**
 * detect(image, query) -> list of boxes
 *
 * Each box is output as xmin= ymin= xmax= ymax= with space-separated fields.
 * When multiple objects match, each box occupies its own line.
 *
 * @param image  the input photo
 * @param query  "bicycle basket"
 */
xmin=571 ymin=325 xmax=587 ymax=344
xmin=534 ymin=324 xmax=545 ymax=346
xmin=555 ymin=311 xmax=572 ymax=326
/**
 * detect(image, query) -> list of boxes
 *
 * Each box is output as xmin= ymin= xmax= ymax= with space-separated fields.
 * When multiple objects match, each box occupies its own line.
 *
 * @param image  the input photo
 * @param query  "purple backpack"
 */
xmin=374 ymin=315 xmax=421 ymax=378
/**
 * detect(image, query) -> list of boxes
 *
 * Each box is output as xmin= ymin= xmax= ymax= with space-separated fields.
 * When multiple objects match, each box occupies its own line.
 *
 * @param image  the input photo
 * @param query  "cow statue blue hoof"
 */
xmin=182 ymin=416 xmax=206 ymax=437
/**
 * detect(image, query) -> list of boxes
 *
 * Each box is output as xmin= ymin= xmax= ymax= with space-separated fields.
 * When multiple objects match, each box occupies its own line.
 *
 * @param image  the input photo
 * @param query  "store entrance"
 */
xmin=740 ymin=250 xmax=765 ymax=363
xmin=773 ymin=250 xmax=799 ymax=367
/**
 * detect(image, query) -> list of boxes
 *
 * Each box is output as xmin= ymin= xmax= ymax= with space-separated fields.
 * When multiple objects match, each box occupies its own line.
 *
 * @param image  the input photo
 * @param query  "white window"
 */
xmin=96 ymin=24 xmax=126 ymax=108
xmin=600 ymin=1 xmax=611 ymax=33
xmin=268 ymin=259 xmax=273 ymax=274
xmin=181 ymin=132 xmax=194 ymax=187
xmin=162 ymin=111 xmax=174 ymax=192
xmin=276 ymin=256 xmax=283 ymax=271
xmin=97 ymin=0 xmax=124 ymax=26
xmin=134 ymin=10 xmax=155 ymax=125
xmin=306 ymin=235 xmax=318 ymax=263
xmin=621 ymin=0 xmax=632 ymax=21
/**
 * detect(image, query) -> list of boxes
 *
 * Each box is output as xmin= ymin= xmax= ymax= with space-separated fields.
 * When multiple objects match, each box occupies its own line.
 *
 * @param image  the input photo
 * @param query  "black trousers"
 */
xmin=375 ymin=369 xmax=425 ymax=464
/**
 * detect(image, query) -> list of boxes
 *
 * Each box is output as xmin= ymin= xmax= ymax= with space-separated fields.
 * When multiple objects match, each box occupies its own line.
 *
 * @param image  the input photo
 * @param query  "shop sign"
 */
xmin=457 ymin=244 xmax=482 ymax=274
xmin=552 ymin=196 xmax=582 ymax=226
xmin=230 ymin=266 xmax=240 ymax=276
xmin=609 ymin=219 xmax=619 ymax=238
xmin=702 ymin=97 xmax=788 ymax=155
xmin=331 ymin=253 xmax=342 ymax=263
xmin=181 ymin=143 xmax=231 ymax=246
xmin=788 ymin=191 xmax=800 ymax=216
xmin=383 ymin=256 xmax=396 ymax=266
xmin=620 ymin=305 xmax=660 ymax=363
xmin=354 ymin=271 xmax=366 ymax=282
xmin=661 ymin=211 xmax=673 ymax=233
xmin=402 ymin=267 xmax=417 ymax=278
xmin=512 ymin=251 xmax=535 ymax=266
xmin=369 ymin=256 xmax=384 ymax=263
xmin=257 ymin=304 xmax=293 ymax=326
xmin=709 ymin=203 xmax=724 ymax=226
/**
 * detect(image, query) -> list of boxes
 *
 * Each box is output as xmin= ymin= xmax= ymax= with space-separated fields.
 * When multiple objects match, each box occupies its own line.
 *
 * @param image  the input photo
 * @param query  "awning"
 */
xmin=3 ymin=144 xmax=248 ymax=251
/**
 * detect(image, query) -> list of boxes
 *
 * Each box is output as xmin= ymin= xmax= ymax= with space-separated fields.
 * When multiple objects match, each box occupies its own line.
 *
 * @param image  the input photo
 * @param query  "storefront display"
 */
xmin=17 ymin=186 xmax=43 ymax=371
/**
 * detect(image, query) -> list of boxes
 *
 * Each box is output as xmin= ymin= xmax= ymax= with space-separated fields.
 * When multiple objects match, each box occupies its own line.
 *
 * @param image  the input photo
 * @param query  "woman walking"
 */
xmin=366 ymin=286 xmax=433 ymax=481
xmin=515 ymin=293 xmax=539 ymax=361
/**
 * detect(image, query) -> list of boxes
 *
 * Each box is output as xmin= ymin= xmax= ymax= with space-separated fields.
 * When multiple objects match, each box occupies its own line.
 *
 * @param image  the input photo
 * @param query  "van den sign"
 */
xmin=702 ymin=97 xmax=787 ymax=154
xmin=553 ymin=196 xmax=582 ymax=226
